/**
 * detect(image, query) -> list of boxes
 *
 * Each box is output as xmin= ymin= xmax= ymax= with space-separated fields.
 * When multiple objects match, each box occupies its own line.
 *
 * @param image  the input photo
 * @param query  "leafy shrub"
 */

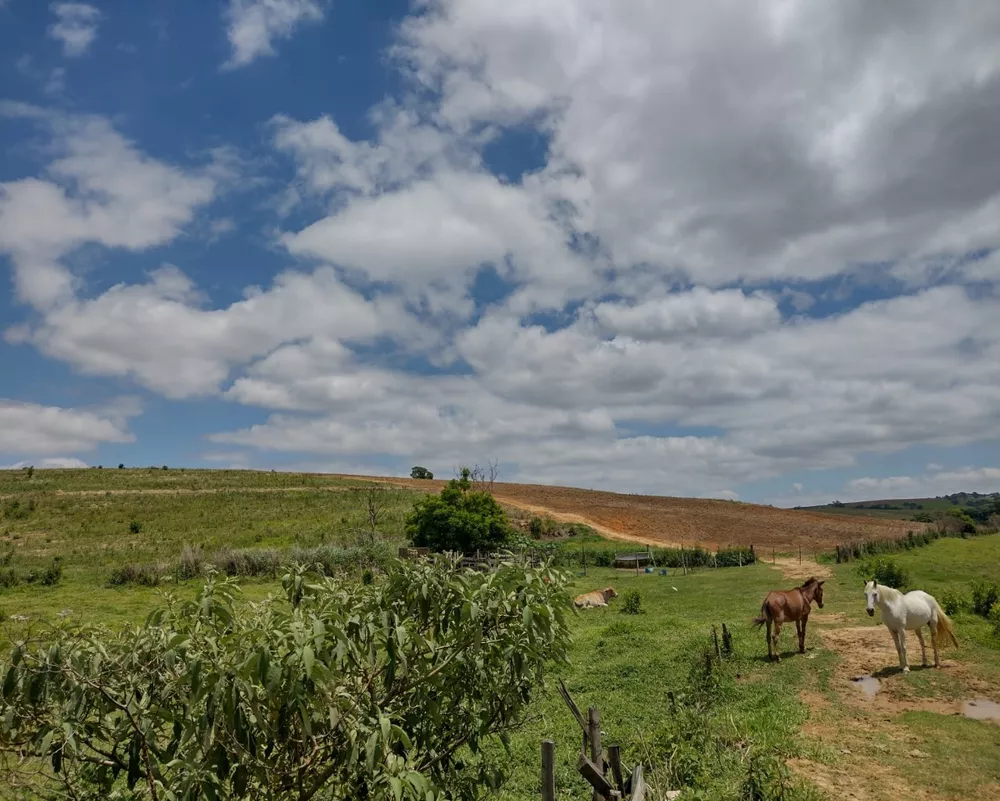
xmin=990 ymin=605 xmax=1000 ymax=640
xmin=621 ymin=589 xmax=644 ymax=615
xmin=39 ymin=557 xmax=63 ymax=586
xmin=0 ymin=568 xmax=19 ymax=589
xmin=856 ymin=557 xmax=909 ymax=590
xmin=406 ymin=469 xmax=513 ymax=554
xmin=940 ymin=589 xmax=968 ymax=616
xmin=945 ymin=508 xmax=978 ymax=534
xmin=128 ymin=520 xmax=142 ymax=534
xmin=970 ymin=581 xmax=1000 ymax=618
xmin=118 ymin=463 xmax=125 ymax=469
xmin=0 ymin=557 xmax=572 ymax=800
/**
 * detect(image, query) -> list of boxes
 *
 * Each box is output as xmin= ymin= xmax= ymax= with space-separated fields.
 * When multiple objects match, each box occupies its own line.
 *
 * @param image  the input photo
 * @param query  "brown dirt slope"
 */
xmin=338 ymin=475 xmax=921 ymax=551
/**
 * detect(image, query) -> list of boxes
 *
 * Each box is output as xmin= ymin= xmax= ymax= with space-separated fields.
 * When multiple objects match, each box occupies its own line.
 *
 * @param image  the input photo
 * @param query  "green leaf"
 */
xmin=302 ymin=645 xmax=315 ymax=678
xmin=2 ymin=665 xmax=16 ymax=700
xmin=365 ymin=731 xmax=378 ymax=771
xmin=232 ymin=764 xmax=249 ymax=797
xmin=523 ymin=607 xmax=533 ymax=627
xmin=390 ymin=777 xmax=403 ymax=801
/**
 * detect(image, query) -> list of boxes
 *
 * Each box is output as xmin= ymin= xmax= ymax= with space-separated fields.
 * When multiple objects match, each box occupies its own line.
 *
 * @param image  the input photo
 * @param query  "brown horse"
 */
xmin=752 ymin=577 xmax=825 ymax=662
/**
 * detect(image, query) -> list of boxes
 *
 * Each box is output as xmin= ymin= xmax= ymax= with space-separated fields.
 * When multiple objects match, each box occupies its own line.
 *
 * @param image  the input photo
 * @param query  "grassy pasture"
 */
xmin=0 ymin=470 xmax=998 ymax=799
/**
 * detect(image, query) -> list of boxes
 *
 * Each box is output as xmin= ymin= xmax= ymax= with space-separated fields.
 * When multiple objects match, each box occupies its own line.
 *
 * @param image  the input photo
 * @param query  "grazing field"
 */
xmin=1 ymin=469 xmax=998 ymax=800
xmin=362 ymin=475 xmax=921 ymax=550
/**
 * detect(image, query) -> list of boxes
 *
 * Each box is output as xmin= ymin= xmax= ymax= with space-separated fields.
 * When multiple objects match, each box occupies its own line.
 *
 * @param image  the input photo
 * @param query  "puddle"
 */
xmin=961 ymin=699 xmax=1000 ymax=722
xmin=852 ymin=675 xmax=881 ymax=699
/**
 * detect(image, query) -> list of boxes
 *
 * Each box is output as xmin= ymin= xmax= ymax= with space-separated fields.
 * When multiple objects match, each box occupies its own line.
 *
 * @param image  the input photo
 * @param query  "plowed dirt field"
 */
xmin=343 ymin=476 xmax=922 ymax=551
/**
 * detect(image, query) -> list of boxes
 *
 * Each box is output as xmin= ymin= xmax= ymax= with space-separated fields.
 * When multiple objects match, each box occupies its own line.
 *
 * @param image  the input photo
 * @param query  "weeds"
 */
xmin=970 ymin=581 xmax=999 ymax=618
xmin=940 ymin=588 xmax=968 ymax=616
xmin=856 ymin=557 xmax=909 ymax=589
xmin=621 ymin=589 xmax=645 ymax=615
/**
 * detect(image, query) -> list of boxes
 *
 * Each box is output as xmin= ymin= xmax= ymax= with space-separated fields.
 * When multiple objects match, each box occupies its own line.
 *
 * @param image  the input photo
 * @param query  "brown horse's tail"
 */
xmin=752 ymin=598 xmax=771 ymax=628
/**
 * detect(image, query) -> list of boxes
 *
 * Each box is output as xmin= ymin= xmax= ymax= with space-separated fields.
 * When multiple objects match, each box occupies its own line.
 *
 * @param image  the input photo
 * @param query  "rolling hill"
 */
xmin=355 ymin=475 xmax=923 ymax=551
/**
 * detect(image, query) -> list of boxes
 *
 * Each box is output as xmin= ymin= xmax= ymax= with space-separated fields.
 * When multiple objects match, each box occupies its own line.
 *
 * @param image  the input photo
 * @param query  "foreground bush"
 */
xmin=0 ymin=556 xmax=571 ymax=800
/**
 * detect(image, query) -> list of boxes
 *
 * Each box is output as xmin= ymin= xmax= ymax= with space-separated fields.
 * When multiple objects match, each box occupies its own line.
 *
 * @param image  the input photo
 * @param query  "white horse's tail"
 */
xmin=932 ymin=600 xmax=959 ymax=648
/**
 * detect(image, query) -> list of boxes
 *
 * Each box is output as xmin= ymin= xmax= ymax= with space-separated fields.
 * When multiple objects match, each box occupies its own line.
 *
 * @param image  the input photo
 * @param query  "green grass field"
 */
xmin=1 ymin=469 xmax=999 ymax=800
xmin=802 ymin=491 xmax=999 ymax=522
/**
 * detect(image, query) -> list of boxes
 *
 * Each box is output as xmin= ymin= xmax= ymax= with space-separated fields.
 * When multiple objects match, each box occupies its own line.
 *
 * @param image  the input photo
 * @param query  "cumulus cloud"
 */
xmin=48 ymin=3 xmax=101 ymax=56
xmin=395 ymin=0 xmax=1000 ymax=288
xmin=21 ymin=265 xmax=415 ymax=398
xmin=224 ymin=0 xmax=325 ymax=68
xmin=2 ymin=457 xmax=90 ymax=470
xmin=0 ymin=105 xmax=217 ymax=310
xmin=6 ymin=1 xmax=1000 ymax=499
xmin=846 ymin=466 xmax=1000 ymax=499
xmin=0 ymin=400 xmax=136 ymax=458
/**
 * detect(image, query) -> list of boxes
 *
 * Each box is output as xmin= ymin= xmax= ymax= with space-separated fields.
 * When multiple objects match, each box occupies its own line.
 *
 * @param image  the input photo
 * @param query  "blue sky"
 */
xmin=1 ymin=0 xmax=999 ymax=506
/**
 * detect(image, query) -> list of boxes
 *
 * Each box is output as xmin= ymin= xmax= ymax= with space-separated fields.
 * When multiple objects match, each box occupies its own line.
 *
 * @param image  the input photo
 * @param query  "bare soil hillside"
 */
xmin=342 ymin=476 xmax=922 ymax=551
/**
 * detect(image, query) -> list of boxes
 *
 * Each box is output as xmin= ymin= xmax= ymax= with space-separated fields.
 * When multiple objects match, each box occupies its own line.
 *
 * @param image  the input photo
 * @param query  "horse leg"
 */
xmin=930 ymin=625 xmax=941 ymax=668
xmin=765 ymin=618 xmax=773 ymax=661
xmin=915 ymin=628 xmax=927 ymax=666
xmin=890 ymin=629 xmax=905 ymax=670
xmin=772 ymin=620 xmax=782 ymax=663
xmin=799 ymin=616 xmax=808 ymax=653
xmin=897 ymin=629 xmax=910 ymax=673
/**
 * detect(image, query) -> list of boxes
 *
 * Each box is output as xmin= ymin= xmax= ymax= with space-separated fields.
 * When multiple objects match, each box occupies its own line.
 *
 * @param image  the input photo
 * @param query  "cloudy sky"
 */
xmin=1 ymin=0 xmax=998 ymax=506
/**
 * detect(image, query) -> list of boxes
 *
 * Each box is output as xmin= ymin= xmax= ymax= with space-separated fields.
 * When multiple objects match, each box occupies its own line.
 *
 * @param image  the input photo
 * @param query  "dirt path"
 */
xmin=493 ymin=497 xmax=683 ymax=549
xmin=772 ymin=555 xmax=832 ymax=581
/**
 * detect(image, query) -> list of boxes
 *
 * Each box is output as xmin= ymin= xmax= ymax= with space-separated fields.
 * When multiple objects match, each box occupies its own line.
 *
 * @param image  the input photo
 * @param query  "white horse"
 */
xmin=864 ymin=580 xmax=958 ymax=672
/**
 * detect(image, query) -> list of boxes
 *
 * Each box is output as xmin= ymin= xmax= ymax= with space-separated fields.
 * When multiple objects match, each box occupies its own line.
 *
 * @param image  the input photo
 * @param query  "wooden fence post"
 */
xmin=588 ymin=707 xmax=603 ymax=801
xmin=712 ymin=625 xmax=721 ymax=659
xmin=607 ymin=744 xmax=623 ymax=793
xmin=541 ymin=740 xmax=556 ymax=801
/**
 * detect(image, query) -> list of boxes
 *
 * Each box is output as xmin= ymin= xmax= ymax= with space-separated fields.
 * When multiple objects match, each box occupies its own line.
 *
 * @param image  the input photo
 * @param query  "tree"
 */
xmin=0 ymin=558 xmax=571 ymax=800
xmin=406 ymin=470 xmax=513 ymax=554
xmin=410 ymin=466 xmax=433 ymax=480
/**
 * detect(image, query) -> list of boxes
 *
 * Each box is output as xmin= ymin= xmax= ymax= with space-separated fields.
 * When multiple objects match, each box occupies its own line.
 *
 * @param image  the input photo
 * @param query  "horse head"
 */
xmin=864 ymin=579 xmax=878 ymax=616
xmin=801 ymin=577 xmax=825 ymax=608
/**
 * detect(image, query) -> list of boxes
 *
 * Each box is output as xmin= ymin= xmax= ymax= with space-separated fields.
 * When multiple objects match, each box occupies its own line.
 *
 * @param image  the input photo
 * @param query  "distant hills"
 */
xmin=799 ymin=491 xmax=1000 ymax=523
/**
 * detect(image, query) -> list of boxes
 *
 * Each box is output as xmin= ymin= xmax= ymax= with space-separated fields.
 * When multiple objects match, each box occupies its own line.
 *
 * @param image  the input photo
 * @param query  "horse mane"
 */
xmin=877 ymin=583 xmax=903 ymax=600
xmin=799 ymin=577 xmax=818 ymax=588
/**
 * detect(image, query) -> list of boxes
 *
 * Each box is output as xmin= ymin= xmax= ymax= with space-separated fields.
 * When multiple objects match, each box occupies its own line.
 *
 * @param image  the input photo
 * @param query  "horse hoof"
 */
xmin=903 ymin=667 xmax=910 ymax=673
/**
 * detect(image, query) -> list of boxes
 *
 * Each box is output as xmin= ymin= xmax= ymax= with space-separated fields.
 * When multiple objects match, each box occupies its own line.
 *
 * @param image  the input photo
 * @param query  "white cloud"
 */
xmin=224 ymin=0 xmax=325 ymax=68
xmin=48 ymin=3 xmax=101 ymax=57
xmin=0 ymin=400 xmax=136 ymax=458
xmin=2 ymin=457 xmax=90 ymax=470
xmin=846 ymin=467 xmax=1000 ymax=499
xmin=0 ymin=105 xmax=217 ymax=310
xmin=21 ymin=265 xmax=415 ymax=399
xmin=394 ymin=0 xmax=1000 ymax=289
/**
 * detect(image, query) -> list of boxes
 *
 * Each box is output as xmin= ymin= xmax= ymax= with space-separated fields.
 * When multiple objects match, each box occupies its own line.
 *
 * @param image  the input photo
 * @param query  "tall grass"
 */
xmin=106 ymin=541 xmax=397 ymax=586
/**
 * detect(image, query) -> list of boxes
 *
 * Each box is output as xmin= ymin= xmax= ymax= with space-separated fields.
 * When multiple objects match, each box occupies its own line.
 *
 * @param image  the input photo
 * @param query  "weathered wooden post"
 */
xmin=607 ymin=744 xmax=624 ymax=792
xmin=712 ymin=625 xmax=721 ymax=659
xmin=722 ymin=622 xmax=733 ymax=655
xmin=588 ymin=707 xmax=603 ymax=801
xmin=541 ymin=740 xmax=556 ymax=801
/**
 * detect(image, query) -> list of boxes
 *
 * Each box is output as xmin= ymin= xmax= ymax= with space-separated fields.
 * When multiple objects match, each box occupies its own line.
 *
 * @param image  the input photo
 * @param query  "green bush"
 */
xmin=970 ymin=581 xmax=999 ymax=618
xmin=620 ymin=589 xmax=644 ymax=615
xmin=406 ymin=469 xmax=513 ymax=554
xmin=410 ymin=465 xmax=434 ymax=479
xmin=990 ymin=605 xmax=1000 ymax=640
xmin=940 ymin=589 xmax=968 ymax=616
xmin=0 ymin=557 xmax=572 ymax=800
xmin=128 ymin=520 xmax=142 ymax=534
xmin=856 ymin=557 xmax=909 ymax=590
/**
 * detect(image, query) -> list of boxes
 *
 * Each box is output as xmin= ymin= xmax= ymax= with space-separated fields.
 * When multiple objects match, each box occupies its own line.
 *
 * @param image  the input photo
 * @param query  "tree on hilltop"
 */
xmin=406 ymin=468 xmax=512 ymax=554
